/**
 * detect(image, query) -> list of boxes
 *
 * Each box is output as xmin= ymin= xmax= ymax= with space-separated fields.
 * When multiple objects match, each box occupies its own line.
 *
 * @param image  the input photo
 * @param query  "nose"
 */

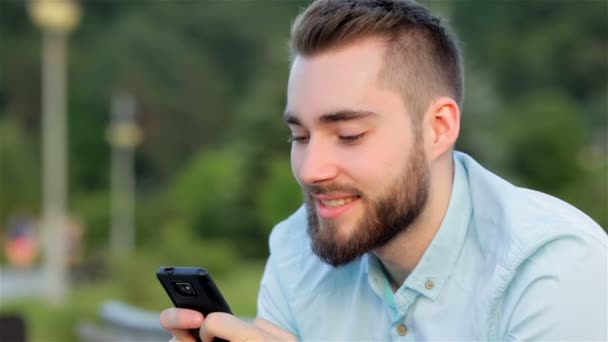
xmin=293 ymin=138 xmax=339 ymax=185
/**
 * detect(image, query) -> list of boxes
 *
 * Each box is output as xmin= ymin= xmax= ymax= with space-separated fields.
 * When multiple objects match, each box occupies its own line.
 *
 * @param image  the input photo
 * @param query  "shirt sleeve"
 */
xmin=501 ymin=236 xmax=608 ymax=341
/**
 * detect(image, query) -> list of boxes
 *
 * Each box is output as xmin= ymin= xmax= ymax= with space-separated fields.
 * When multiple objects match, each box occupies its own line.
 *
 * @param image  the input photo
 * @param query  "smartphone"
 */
xmin=157 ymin=266 xmax=232 ymax=342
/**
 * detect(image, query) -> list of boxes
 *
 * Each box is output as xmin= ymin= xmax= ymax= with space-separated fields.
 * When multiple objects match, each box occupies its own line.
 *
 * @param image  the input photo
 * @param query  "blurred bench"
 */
xmin=77 ymin=300 xmax=171 ymax=342
xmin=77 ymin=300 xmax=255 ymax=341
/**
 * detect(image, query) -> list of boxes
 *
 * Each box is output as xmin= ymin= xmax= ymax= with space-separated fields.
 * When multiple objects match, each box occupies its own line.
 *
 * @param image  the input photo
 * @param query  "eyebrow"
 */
xmin=284 ymin=110 xmax=377 ymax=126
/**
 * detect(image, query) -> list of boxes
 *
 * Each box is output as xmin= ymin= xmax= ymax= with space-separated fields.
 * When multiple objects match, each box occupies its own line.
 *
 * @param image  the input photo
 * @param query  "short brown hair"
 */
xmin=290 ymin=0 xmax=464 ymax=118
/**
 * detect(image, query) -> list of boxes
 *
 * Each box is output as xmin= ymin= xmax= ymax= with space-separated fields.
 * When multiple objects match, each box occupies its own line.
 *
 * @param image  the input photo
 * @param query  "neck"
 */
xmin=373 ymin=154 xmax=455 ymax=289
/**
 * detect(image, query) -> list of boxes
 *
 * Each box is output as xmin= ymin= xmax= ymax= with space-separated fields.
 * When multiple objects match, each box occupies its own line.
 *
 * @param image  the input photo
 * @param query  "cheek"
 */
xmin=348 ymin=141 xmax=409 ymax=190
xmin=340 ymin=147 xmax=393 ymax=187
xmin=290 ymin=147 xmax=302 ymax=183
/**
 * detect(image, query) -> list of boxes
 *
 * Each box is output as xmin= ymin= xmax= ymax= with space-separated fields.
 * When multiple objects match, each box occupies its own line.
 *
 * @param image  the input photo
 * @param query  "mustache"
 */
xmin=302 ymin=183 xmax=364 ymax=197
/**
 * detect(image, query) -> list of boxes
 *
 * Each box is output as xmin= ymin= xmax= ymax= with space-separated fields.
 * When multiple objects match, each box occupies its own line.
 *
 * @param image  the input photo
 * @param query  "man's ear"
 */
xmin=424 ymin=97 xmax=460 ymax=161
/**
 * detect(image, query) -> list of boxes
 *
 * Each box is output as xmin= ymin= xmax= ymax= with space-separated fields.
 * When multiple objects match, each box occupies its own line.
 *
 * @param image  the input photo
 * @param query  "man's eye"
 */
xmin=288 ymin=135 xmax=309 ymax=144
xmin=339 ymin=133 xmax=365 ymax=143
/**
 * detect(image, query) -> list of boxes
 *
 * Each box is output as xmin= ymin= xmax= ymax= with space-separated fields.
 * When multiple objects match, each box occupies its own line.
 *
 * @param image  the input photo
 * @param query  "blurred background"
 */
xmin=0 ymin=0 xmax=606 ymax=341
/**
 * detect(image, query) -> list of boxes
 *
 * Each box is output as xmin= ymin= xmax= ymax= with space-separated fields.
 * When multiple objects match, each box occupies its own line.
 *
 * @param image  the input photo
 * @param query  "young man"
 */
xmin=161 ymin=0 xmax=607 ymax=340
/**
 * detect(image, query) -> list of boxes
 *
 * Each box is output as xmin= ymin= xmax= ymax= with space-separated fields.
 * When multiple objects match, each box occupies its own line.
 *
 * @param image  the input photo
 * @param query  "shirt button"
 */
xmin=396 ymin=324 xmax=408 ymax=336
xmin=425 ymin=279 xmax=434 ymax=290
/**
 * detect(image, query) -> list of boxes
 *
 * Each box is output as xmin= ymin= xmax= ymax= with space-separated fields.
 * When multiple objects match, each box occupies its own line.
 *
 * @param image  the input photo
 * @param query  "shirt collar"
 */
xmin=367 ymin=154 xmax=472 ymax=301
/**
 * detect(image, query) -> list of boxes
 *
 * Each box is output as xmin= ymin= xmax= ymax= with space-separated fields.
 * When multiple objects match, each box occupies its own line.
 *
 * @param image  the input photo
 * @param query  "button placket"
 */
xmin=394 ymin=288 xmax=417 ymax=314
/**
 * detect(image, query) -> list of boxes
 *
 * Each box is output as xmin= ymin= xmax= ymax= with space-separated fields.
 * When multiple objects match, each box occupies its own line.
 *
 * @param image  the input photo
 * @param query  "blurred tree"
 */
xmin=71 ymin=192 xmax=109 ymax=255
xmin=255 ymin=157 xmax=303 ymax=237
xmin=498 ymin=91 xmax=588 ymax=190
xmin=225 ymin=40 xmax=300 ymax=256
xmin=451 ymin=0 xmax=607 ymax=227
xmin=0 ymin=117 xmax=40 ymax=220
xmin=451 ymin=1 xmax=607 ymax=103
xmin=171 ymin=147 xmax=245 ymax=238
xmin=70 ymin=4 xmax=233 ymax=187
xmin=66 ymin=0 xmax=306 ymax=197
xmin=1 ymin=0 xmax=604 ymax=261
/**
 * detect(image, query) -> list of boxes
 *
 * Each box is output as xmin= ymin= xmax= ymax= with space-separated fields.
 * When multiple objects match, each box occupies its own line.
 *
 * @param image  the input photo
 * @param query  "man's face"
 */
xmin=285 ymin=37 xmax=430 ymax=266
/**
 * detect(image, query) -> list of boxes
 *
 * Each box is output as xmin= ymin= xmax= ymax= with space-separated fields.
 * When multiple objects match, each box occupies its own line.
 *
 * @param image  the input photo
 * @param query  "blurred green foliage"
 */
xmin=0 ymin=116 xmax=39 ymax=220
xmin=0 ymin=1 xmax=606 ymax=333
xmin=171 ymin=148 xmax=247 ymax=238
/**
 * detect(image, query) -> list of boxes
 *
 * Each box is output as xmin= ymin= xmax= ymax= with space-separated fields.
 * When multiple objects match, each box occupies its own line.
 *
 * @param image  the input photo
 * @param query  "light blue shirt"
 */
xmin=257 ymin=152 xmax=607 ymax=341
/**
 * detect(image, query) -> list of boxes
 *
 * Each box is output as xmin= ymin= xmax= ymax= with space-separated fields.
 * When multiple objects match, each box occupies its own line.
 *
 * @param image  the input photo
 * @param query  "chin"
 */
xmin=326 ymin=220 xmax=358 ymax=244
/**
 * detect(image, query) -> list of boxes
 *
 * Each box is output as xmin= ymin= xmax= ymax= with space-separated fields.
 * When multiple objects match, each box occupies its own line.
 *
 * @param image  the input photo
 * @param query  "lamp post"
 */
xmin=28 ymin=0 xmax=80 ymax=305
xmin=107 ymin=92 xmax=141 ymax=258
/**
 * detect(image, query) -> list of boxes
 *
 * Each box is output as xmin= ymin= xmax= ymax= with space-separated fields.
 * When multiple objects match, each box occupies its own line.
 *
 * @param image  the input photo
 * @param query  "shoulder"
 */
xmin=455 ymin=153 xmax=607 ymax=339
xmin=496 ymin=206 xmax=608 ymax=340
xmin=456 ymin=152 xmax=606 ymax=270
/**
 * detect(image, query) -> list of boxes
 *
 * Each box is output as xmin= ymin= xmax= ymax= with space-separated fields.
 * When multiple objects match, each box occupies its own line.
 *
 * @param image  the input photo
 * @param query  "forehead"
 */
xmin=287 ymin=37 xmax=407 ymax=125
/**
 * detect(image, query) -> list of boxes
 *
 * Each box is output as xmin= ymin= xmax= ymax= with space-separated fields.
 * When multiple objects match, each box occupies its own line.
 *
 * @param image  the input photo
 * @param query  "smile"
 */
xmin=320 ymin=197 xmax=356 ymax=207
xmin=315 ymin=195 xmax=360 ymax=219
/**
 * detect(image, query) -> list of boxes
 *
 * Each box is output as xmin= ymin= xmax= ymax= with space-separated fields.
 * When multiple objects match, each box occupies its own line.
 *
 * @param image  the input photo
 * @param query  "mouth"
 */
xmin=319 ymin=197 xmax=356 ymax=207
xmin=314 ymin=195 xmax=361 ymax=219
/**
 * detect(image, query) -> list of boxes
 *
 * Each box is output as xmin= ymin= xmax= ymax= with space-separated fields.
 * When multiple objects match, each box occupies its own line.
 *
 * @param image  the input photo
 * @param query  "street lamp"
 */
xmin=28 ymin=0 xmax=81 ymax=305
xmin=107 ymin=92 xmax=142 ymax=258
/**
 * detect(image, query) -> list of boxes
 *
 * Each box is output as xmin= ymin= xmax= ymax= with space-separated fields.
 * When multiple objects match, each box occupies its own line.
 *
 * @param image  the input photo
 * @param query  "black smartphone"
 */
xmin=156 ymin=266 xmax=232 ymax=342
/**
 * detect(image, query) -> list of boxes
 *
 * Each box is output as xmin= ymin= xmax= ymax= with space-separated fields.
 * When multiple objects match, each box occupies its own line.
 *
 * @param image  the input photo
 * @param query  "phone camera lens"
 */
xmin=174 ymin=282 xmax=196 ymax=297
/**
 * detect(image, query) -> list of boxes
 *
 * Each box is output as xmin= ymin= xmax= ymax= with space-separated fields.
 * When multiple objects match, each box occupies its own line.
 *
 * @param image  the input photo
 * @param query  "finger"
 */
xmin=160 ymin=308 xmax=204 ymax=342
xmin=200 ymin=312 xmax=265 ymax=342
xmin=161 ymin=308 xmax=204 ymax=329
xmin=253 ymin=318 xmax=297 ymax=341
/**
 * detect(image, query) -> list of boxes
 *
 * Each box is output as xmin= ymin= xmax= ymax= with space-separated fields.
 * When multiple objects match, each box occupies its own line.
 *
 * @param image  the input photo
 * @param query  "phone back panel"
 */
xmin=156 ymin=266 xmax=232 ymax=315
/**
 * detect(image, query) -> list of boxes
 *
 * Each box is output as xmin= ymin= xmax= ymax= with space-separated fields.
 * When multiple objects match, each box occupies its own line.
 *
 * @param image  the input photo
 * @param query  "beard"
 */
xmin=304 ymin=137 xmax=430 ymax=267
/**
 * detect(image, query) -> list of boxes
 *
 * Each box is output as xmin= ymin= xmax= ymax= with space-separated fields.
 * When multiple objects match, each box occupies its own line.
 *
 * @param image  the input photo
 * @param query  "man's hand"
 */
xmin=200 ymin=312 xmax=296 ymax=342
xmin=160 ymin=307 xmax=297 ymax=342
xmin=160 ymin=307 xmax=204 ymax=342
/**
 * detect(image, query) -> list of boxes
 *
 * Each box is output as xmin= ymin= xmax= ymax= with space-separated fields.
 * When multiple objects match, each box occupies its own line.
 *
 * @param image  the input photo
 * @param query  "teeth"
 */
xmin=321 ymin=197 xmax=355 ymax=207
